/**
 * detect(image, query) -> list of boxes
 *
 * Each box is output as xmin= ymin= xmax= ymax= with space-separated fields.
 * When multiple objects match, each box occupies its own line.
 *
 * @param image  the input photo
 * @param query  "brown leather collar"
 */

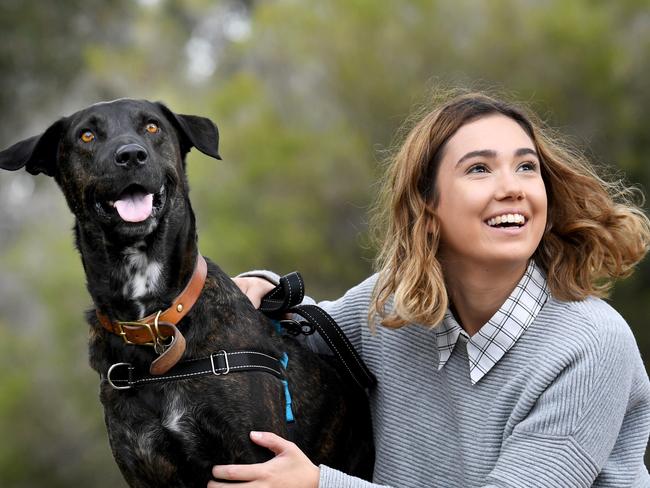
xmin=96 ymin=254 xmax=208 ymax=375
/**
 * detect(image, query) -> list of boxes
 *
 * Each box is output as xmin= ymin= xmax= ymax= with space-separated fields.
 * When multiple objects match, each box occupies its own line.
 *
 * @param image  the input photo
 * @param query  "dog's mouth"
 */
xmin=95 ymin=183 xmax=167 ymax=223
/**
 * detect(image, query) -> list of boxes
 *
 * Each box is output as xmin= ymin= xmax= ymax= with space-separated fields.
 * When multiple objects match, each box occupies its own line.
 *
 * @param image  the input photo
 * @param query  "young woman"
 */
xmin=208 ymin=93 xmax=650 ymax=488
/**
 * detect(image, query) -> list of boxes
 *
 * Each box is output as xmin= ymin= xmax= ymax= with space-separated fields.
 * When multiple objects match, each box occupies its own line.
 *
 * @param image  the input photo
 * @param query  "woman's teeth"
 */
xmin=486 ymin=213 xmax=526 ymax=227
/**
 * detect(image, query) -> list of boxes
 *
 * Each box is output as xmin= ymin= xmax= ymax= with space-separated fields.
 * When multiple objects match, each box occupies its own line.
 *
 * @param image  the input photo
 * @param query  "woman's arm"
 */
xmin=207 ymin=431 xmax=390 ymax=488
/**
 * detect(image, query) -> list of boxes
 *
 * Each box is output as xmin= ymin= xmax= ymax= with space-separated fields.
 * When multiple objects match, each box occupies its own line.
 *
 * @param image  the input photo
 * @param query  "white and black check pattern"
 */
xmin=437 ymin=260 xmax=549 ymax=384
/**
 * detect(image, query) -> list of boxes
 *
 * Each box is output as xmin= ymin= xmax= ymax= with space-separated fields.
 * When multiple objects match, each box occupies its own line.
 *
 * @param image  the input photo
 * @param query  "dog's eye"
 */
xmin=80 ymin=131 xmax=95 ymax=143
xmin=146 ymin=123 xmax=160 ymax=134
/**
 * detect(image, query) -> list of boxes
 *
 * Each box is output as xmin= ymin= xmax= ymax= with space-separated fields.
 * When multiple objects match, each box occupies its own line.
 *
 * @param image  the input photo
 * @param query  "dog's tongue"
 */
xmin=114 ymin=192 xmax=154 ymax=222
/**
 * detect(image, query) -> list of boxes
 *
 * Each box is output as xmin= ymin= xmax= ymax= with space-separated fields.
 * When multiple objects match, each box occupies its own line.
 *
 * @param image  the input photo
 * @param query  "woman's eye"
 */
xmin=518 ymin=161 xmax=538 ymax=172
xmin=146 ymin=122 xmax=160 ymax=134
xmin=80 ymin=130 xmax=95 ymax=143
xmin=467 ymin=163 xmax=488 ymax=174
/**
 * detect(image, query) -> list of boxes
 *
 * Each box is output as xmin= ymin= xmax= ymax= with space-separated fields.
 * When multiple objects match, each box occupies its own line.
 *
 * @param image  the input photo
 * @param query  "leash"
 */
xmin=259 ymin=272 xmax=376 ymax=390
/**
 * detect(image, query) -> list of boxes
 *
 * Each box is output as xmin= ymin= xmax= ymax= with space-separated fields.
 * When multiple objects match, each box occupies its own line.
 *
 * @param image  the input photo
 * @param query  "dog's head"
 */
xmin=0 ymin=98 xmax=220 ymax=240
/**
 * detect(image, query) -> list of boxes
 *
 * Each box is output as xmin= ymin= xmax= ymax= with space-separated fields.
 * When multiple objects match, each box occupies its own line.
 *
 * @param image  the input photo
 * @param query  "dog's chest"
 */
xmin=102 ymin=386 xmax=208 ymax=480
xmin=116 ymin=244 xmax=163 ymax=315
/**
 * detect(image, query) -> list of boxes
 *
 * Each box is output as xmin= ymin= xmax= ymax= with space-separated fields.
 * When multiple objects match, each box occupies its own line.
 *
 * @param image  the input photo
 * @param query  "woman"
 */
xmin=208 ymin=92 xmax=650 ymax=487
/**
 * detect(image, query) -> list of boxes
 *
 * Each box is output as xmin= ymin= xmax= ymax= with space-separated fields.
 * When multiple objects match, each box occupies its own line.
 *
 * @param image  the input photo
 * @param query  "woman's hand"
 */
xmin=232 ymin=276 xmax=277 ymax=308
xmin=207 ymin=431 xmax=320 ymax=488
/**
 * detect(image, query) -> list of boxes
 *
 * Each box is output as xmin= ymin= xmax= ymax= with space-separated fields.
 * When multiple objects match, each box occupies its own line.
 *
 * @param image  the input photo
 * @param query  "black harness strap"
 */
xmin=259 ymin=271 xmax=305 ymax=314
xmin=260 ymin=272 xmax=377 ymax=390
xmin=105 ymin=350 xmax=283 ymax=390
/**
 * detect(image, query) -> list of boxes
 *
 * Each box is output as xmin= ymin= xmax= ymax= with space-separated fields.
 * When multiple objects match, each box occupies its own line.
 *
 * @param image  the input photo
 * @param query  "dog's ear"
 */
xmin=0 ymin=119 xmax=65 ymax=176
xmin=156 ymin=103 xmax=221 ymax=161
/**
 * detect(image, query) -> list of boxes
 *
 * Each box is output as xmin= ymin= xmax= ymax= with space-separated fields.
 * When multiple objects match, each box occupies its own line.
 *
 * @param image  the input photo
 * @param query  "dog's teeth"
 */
xmin=108 ymin=201 xmax=114 ymax=207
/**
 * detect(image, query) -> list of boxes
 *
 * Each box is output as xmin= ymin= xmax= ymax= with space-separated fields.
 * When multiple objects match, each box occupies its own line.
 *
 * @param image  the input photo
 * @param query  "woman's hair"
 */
xmin=370 ymin=90 xmax=650 ymax=329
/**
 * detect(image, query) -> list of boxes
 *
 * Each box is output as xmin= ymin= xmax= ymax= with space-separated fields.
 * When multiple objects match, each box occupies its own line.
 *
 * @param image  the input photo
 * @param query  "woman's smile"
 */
xmin=483 ymin=209 xmax=530 ymax=236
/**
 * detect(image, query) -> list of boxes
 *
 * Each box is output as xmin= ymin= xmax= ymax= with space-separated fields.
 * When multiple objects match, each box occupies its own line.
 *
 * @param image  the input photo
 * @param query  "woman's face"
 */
xmin=434 ymin=114 xmax=547 ymax=270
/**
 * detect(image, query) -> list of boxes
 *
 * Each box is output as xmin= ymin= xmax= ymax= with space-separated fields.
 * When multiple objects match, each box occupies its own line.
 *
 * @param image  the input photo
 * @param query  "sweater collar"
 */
xmin=436 ymin=260 xmax=550 ymax=384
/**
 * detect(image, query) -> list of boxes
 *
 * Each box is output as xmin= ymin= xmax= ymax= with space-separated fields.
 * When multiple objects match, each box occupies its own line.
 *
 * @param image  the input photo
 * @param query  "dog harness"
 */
xmin=102 ymin=268 xmax=373 ymax=428
xmin=106 ymin=350 xmax=283 ymax=388
xmin=105 ymin=349 xmax=295 ymax=424
xmin=99 ymin=254 xmax=298 ymax=422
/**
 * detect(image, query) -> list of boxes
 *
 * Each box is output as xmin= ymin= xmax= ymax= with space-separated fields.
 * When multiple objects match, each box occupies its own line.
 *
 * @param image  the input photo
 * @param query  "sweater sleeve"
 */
xmin=484 ymin=309 xmax=650 ymax=487
xmin=319 ymin=465 xmax=392 ymax=488
xmin=237 ymin=269 xmax=282 ymax=285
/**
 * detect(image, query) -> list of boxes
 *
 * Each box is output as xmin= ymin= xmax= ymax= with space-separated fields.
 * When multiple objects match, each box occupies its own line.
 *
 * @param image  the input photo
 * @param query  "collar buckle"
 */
xmin=116 ymin=321 xmax=157 ymax=347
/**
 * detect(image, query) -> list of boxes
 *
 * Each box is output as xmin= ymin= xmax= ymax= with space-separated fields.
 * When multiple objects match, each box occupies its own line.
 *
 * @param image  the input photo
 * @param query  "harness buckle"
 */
xmin=107 ymin=362 xmax=133 ymax=390
xmin=210 ymin=350 xmax=230 ymax=376
xmin=279 ymin=319 xmax=315 ymax=336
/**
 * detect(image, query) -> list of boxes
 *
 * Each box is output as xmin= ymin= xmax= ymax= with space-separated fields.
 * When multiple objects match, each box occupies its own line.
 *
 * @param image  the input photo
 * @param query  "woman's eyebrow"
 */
xmin=456 ymin=147 xmax=538 ymax=166
xmin=456 ymin=149 xmax=496 ymax=166
xmin=515 ymin=147 xmax=539 ymax=158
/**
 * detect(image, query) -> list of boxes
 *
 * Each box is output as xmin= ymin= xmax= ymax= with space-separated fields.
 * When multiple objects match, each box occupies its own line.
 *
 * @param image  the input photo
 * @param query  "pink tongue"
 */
xmin=114 ymin=193 xmax=154 ymax=222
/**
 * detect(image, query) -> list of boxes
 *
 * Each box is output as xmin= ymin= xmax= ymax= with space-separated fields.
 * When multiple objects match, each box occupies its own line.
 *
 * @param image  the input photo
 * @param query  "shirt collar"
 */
xmin=436 ymin=260 xmax=549 ymax=384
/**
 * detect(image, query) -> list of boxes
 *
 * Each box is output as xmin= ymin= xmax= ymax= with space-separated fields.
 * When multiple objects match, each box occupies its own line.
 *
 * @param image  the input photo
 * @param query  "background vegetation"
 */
xmin=0 ymin=0 xmax=648 ymax=485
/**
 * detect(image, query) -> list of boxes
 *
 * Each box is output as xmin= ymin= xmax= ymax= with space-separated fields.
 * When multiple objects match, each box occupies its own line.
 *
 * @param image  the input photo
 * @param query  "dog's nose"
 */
xmin=114 ymin=144 xmax=148 ymax=167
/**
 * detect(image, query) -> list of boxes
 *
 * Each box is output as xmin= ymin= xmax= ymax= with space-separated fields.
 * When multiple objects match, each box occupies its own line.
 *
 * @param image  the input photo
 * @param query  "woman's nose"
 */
xmin=495 ymin=172 xmax=525 ymax=200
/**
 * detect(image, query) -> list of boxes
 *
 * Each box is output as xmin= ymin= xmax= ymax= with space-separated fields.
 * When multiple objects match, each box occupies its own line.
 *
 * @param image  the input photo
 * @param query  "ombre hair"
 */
xmin=370 ymin=91 xmax=650 ymax=328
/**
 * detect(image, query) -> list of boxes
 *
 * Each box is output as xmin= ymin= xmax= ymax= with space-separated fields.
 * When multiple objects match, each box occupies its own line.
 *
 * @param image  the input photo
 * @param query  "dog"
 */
xmin=0 ymin=99 xmax=374 ymax=487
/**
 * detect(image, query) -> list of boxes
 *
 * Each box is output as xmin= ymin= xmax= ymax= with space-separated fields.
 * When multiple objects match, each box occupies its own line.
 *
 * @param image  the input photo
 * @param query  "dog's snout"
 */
xmin=115 ymin=144 xmax=148 ymax=167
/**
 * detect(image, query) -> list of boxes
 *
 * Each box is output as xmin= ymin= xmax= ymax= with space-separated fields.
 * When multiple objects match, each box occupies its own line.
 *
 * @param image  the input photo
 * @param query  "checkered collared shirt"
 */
xmin=436 ymin=260 xmax=549 ymax=384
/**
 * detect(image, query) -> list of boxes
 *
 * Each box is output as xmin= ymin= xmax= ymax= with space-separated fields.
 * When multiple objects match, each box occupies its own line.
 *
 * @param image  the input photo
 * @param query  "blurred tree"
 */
xmin=1 ymin=0 xmax=648 ymax=485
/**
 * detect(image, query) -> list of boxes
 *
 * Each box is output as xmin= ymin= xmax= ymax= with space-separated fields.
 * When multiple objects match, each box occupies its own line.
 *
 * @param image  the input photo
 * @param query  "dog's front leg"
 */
xmin=104 ymin=411 xmax=193 ymax=488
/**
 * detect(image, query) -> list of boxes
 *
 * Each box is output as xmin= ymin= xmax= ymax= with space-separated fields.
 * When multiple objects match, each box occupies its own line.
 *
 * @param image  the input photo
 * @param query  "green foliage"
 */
xmin=1 ymin=0 xmax=649 ymax=485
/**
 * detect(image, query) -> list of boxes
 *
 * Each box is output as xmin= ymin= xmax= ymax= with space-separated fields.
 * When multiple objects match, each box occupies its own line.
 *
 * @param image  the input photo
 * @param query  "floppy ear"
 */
xmin=156 ymin=102 xmax=221 ymax=160
xmin=0 ymin=119 xmax=65 ymax=176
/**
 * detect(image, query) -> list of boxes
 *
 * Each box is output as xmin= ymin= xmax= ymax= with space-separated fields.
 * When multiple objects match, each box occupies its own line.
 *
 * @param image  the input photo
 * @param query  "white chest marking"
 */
xmin=163 ymin=400 xmax=186 ymax=435
xmin=120 ymin=244 xmax=162 ymax=302
xmin=162 ymin=395 xmax=197 ymax=447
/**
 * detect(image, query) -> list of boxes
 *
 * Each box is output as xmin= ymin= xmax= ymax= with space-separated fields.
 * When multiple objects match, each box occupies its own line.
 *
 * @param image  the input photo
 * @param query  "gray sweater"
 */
xmin=242 ymin=271 xmax=650 ymax=488
xmin=247 ymin=272 xmax=650 ymax=487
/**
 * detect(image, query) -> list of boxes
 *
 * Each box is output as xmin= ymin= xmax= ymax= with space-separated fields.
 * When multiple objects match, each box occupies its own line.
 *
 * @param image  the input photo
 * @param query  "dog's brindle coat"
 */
xmin=0 ymin=99 xmax=374 ymax=487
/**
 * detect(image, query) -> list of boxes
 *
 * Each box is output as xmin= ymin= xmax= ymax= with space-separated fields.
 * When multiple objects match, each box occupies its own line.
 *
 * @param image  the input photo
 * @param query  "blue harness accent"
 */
xmin=272 ymin=319 xmax=284 ymax=335
xmin=279 ymin=352 xmax=295 ymax=423
xmin=271 ymin=321 xmax=295 ymax=424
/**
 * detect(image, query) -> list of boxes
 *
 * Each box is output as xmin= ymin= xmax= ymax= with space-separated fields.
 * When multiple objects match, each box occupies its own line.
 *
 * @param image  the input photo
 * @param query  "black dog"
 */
xmin=0 ymin=99 xmax=373 ymax=487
